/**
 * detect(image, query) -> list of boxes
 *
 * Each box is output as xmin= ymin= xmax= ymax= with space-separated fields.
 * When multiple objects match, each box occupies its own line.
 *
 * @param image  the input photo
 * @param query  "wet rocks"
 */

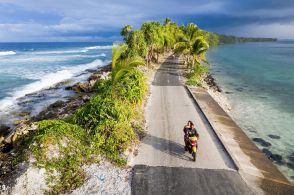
xmin=262 ymin=148 xmax=272 ymax=157
xmin=258 ymin=96 xmax=267 ymax=99
xmin=82 ymin=95 xmax=91 ymax=102
xmin=204 ymin=74 xmax=222 ymax=92
xmin=1 ymin=144 xmax=13 ymax=153
xmin=252 ymin=138 xmax=272 ymax=147
xmin=32 ymin=96 xmax=89 ymax=121
xmin=32 ymin=101 xmax=67 ymax=121
xmin=85 ymin=69 xmax=97 ymax=73
xmin=50 ymin=100 xmax=66 ymax=108
xmin=261 ymin=148 xmax=284 ymax=165
xmin=271 ymin=154 xmax=283 ymax=165
xmin=66 ymin=64 xmax=111 ymax=94
xmin=88 ymin=73 xmax=102 ymax=81
xmin=72 ymin=82 xmax=93 ymax=93
xmin=288 ymin=152 xmax=294 ymax=163
xmin=1 ymin=123 xmax=38 ymax=147
xmin=65 ymin=86 xmax=72 ymax=90
xmin=235 ymin=87 xmax=244 ymax=92
xmin=18 ymin=112 xmax=30 ymax=117
xmin=0 ymin=125 xmax=10 ymax=137
xmin=287 ymin=162 xmax=294 ymax=170
xmin=268 ymin=134 xmax=280 ymax=139
xmin=15 ymin=123 xmax=38 ymax=136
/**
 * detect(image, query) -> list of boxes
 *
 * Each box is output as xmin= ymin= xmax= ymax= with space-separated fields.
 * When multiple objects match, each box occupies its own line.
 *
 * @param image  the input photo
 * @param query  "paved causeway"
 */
xmin=131 ymin=56 xmax=254 ymax=195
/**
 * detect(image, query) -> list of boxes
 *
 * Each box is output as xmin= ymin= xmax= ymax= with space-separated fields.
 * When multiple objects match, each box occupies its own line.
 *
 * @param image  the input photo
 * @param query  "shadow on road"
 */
xmin=142 ymin=134 xmax=192 ymax=161
xmin=131 ymin=165 xmax=254 ymax=195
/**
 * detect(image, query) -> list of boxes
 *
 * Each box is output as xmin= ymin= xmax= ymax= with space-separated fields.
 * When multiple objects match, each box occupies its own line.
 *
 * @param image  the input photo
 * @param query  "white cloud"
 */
xmin=217 ymin=23 xmax=294 ymax=39
xmin=0 ymin=0 xmax=293 ymax=41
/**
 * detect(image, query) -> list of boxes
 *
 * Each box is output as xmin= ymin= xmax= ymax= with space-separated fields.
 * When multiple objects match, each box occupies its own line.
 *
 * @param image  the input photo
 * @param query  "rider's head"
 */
xmin=190 ymin=123 xmax=194 ymax=128
xmin=187 ymin=120 xmax=192 ymax=127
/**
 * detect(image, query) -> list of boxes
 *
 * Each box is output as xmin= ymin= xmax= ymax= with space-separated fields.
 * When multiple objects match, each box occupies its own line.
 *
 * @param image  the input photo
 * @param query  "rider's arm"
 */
xmin=183 ymin=127 xmax=187 ymax=134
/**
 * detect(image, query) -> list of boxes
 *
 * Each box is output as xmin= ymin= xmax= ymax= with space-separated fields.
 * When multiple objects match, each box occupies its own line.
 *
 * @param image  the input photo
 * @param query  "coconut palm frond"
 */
xmin=112 ymin=44 xmax=128 ymax=69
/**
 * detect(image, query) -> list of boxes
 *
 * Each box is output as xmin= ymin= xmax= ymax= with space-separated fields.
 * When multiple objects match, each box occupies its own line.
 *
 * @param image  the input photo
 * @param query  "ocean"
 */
xmin=207 ymin=41 xmax=294 ymax=183
xmin=0 ymin=42 xmax=112 ymax=125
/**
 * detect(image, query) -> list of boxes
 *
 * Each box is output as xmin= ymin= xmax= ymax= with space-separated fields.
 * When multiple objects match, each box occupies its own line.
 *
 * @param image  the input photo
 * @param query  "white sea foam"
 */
xmin=34 ymin=49 xmax=87 ymax=55
xmin=33 ymin=45 xmax=112 ymax=55
xmin=85 ymin=45 xmax=112 ymax=50
xmin=0 ymin=51 xmax=16 ymax=56
xmin=0 ymin=59 xmax=108 ymax=111
xmin=97 ymin=53 xmax=106 ymax=57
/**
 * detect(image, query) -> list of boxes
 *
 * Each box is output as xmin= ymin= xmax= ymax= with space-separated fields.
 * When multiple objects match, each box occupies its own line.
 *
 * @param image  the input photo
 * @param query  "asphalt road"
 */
xmin=131 ymin=56 xmax=253 ymax=194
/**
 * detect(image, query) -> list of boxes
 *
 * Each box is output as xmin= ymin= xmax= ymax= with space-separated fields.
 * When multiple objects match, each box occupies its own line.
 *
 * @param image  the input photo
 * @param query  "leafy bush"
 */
xmin=113 ymin=68 xmax=147 ymax=104
xmin=72 ymin=95 xmax=136 ymax=163
xmin=31 ymin=120 xmax=92 ymax=194
xmin=33 ymin=120 xmax=88 ymax=160
xmin=186 ymin=75 xmax=201 ymax=86
xmin=72 ymin=95 xmax=131 ymax=132
xmin=186 ymin=63 xmax=208 ymax=86
xmin=94 ymin=78 xmax=112 ymax=95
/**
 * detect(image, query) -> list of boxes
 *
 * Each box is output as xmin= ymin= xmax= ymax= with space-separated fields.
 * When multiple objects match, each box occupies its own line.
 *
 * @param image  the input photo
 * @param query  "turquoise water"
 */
xmin=0 ymin=42 xmax=112 ymax=124
xmin=207 ymin=41 xmax=294 ymax=183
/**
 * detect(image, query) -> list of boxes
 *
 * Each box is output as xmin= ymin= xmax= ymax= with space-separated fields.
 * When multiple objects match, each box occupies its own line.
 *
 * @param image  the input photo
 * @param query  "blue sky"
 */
xmin=0 ymin=0 xmax=293 ymax=42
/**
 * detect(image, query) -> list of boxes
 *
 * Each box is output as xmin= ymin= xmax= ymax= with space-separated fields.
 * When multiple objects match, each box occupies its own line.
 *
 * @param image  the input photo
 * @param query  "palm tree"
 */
xmin=163 ymin=18 xmax=171 ymax=26
xmin=112 ymin=44 xmax=145 ymax=82
xmin=120 ymin=25 xmax=133 ymax=41
xmin=141 ymin=22 xmax=164 ymax=63
xmin=174 ymin=23 xmax=209 ymax=70
xmin=112 ymin=43 xmax=128 ymax=70
xmin=112 ymin=56 xmax=145 ymax=83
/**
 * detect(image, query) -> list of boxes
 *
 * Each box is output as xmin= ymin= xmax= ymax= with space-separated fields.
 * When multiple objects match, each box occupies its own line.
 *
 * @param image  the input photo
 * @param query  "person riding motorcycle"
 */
xmin=184 ymin=121 xmax=199 ymax=152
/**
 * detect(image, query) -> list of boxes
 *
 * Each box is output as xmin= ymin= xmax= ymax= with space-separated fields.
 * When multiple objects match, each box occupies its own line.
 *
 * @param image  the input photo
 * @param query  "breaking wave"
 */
xmin=0 ymin=51 xmax=16 ymax=56
xmin=84 ymin=45 xmax=112 ymax=50
xmin=0 ymin=59 xmax=107 ymax=111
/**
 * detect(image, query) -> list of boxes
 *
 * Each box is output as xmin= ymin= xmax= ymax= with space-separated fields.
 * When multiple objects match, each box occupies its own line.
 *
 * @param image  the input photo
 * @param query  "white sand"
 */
xmin=71 ymin=161 xmax=132 ymax=195
xmin=2 ymin=162 xmax=48 ymax=195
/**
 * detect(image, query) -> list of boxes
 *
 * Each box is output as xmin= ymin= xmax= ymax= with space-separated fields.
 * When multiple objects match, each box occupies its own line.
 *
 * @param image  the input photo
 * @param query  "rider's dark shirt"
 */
xmin=183 ymin=126 xmax=189 ymax=134
xmin=187 ymin=128 xmax=198 ymax=137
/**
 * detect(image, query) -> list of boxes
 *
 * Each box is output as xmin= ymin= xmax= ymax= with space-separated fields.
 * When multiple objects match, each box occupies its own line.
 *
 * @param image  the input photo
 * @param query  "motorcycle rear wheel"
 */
xmin=192 ymin=152 xmax=196 ymax=161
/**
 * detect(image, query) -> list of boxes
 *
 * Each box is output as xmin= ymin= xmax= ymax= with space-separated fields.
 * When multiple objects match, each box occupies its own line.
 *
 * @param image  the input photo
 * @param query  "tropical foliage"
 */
xmin=13 ymin=18 xmax=221 ymax=193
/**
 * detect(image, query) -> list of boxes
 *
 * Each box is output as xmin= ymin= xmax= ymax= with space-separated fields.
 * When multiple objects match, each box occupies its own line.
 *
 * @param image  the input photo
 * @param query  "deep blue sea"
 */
xmin=207 ymin=41 xmax=294 ymax=183
xmin=0 ymin=42 xmax=112 ymax=124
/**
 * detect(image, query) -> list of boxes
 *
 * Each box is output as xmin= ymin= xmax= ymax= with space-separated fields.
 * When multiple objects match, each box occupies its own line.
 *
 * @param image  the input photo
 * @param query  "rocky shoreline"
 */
xmin=202 ymin=73 xmax=294 ymax=180
xmin=0 ymin=64 xmax=114 ymax=193
xmin=202 ymin=73 xmax=232 ymax=113
xmin=0 ymin=64 xmax=111 ymax=145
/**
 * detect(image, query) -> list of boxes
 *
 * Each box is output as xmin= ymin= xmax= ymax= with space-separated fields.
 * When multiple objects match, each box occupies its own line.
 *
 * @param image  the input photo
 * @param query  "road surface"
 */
xmin=131 ymin=56 xmax=253 ymax=194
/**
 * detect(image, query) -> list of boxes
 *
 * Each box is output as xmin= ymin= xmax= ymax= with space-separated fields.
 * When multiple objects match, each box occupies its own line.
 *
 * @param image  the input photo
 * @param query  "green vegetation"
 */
xmin=216 ymin=33 xmax=277 ymax=44
xmin=12 ymin=18 xmax=276 ymax=193
xmin=13 ymin=20 xmax=215 ymax=193
xmin=32 ymin=120 xmax=91 ymax=194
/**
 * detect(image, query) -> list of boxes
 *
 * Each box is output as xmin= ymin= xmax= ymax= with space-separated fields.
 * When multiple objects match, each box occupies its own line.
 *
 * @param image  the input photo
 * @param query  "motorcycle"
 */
xmin=185 ymin=135 xmax=198 ymax=161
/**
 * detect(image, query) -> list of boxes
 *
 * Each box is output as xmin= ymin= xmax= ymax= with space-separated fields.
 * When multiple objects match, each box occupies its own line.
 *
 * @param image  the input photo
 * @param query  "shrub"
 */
xmin=72 ymin=95 xmax=136 ymax=163
xmin=94 ymin=78 xmax=112 ymax=95
xmin=72 ymin=95 xmax=132 ymax=132
xmin=113 ymin=68 xmax=147 ymax=104
xmin=186 ymin=64 xmax=208 ymax=86
xmin=31 ymin=120 xmax=91 ymax=194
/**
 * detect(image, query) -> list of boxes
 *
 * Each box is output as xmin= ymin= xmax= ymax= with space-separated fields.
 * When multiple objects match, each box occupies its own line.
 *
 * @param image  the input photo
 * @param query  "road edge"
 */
xmin=185 ymin=85 xmax=294 ymax=195
xmin=184 ymin=85 xmax=240 ymax=170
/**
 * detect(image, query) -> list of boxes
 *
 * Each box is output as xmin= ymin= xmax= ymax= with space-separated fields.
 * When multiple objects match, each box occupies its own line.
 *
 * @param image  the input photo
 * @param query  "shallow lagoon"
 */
xmin=207 ymin=41 xmax=294 ymax=183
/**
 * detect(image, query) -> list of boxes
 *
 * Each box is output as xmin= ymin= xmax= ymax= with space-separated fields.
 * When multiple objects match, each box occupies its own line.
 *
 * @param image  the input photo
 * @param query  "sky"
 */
xmin=0 ymin=0 xmax=293 ymax=42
